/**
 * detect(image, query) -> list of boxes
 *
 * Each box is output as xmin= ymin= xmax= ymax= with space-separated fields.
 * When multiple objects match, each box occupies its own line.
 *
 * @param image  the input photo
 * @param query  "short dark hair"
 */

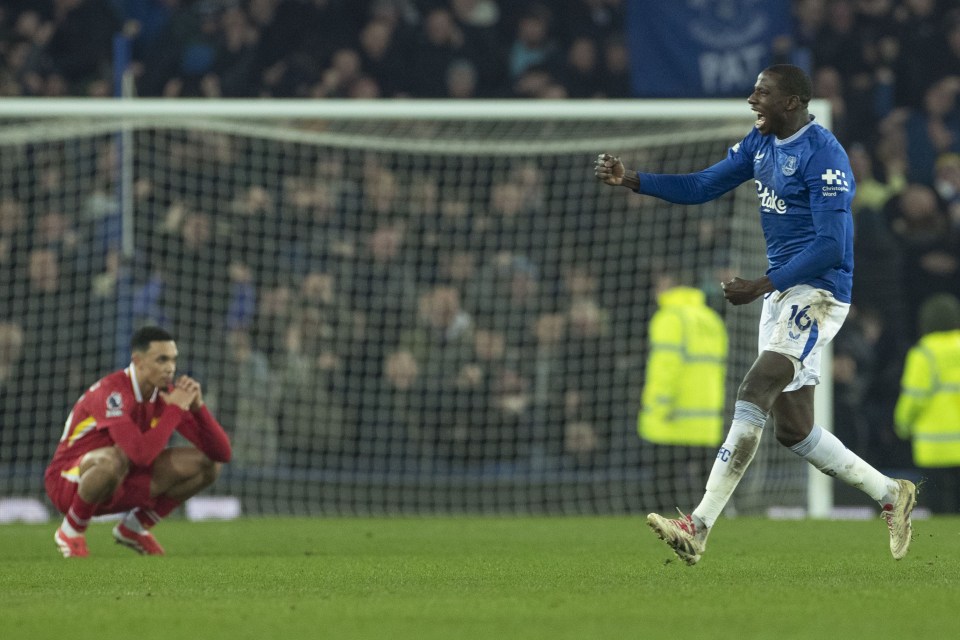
xmin=765 ymin=64 xmax=812 ymax=106
xmin=131 ymin=326 xmax=175 ymax=352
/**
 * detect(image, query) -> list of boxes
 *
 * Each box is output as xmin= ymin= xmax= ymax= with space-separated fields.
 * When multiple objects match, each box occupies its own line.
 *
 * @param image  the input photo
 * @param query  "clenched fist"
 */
xmin=594 ymin=153 xmax=625 ymax=186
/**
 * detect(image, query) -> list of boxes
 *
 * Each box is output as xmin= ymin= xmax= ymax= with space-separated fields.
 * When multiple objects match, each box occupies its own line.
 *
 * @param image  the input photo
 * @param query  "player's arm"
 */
xmin=174 ymin=376 xmax=232 ymax=463
xmin=766 ymin=149 xmax=849 ymax=292
xmin=894 ymin=346 xmax=933 ymax=439
xmin=595 ymin=142 xmax=754 ymax=203
xmin=104 ymin=386 xmax=194 ymax=467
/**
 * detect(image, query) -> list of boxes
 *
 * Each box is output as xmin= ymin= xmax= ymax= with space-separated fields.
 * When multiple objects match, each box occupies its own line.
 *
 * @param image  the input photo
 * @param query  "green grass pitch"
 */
xmin=2 ymin=515 xmax=958 ymax=639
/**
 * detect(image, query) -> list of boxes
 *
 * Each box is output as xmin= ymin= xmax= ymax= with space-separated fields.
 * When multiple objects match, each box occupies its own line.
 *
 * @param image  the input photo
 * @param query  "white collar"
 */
xmin=775 ymin=117 xmax=815 ymax=146
xmin=126 ymin=364 xmax=158 ymax=403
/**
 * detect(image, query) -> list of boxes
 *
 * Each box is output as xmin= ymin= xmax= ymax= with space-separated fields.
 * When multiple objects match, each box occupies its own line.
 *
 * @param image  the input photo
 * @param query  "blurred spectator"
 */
xmin=226 ymin=260 xmax=256 ymax=332
xmin=557 ymin=36 xmax=599 ymax=98
xmin=347 ymin=221 xmax=419 ymax=428
xmin=138 ymin=0 xmax=223 ymax=97
xmin=449 ymin=0 xmax=503 ymax=93
xmin=904 ymin=77 xmax=960 ymax=186
xmin=849 ymin=142 xmax=906 ymax=214
xmin=45 ymin=0 xmax=121 ymax=88
xmin=358 ymin=17 xmax=411 ymax=97
xmin=16 ymin=248 xmax=85 ymax=457
xmin=0 ymin=320 xmax=27 ymax=465
xmin=0 ymin=198 xmax=27 ymax=312
xmin=210 ymin=5 xmax=260 ymax=97
xmin=213 ymin=328 xmax=278 ymax=468
xmin=566 ymin=0 xmax=624 ymax=44
xmin=933 ymin=152 xmax=960 ymax=228
xmin=508 ymin=4 xmax=557 ymax=81
xmin=398 ymin=285 xmax=476 ymax=460
xmin=0 ymin=321 xmax=26 ymax=418
xmin=892 ymin=0 xmax=945 ymax=109
xmin=277 ymin=295 xmax=351 ymax=465
xmin=812 ymin=66 xmax=851 ymax=145
xmin=445 ymin=57 xmax=479 ymax=98
xmin=119 ymin=0 xmax=176 ymax=64
xmin=250 ymin=277 xmax=295 ymax=369
xmin=529 ymin=312 xmax=567 ymax=437
xmin=600 ymin=36 xmax=630 ymax=97
xmin=468 ymin=252 xmax=544 ymax=355
xmin=399 ymin=285 xmax=474 ymax=374
xmin=943 ymin=11 xmax=960 ymax=81
xmin=161 ymin=209 xmax=230 ymax=341
xmin=555 ymin=298 xmax=615 ymax=467
xmin=886 ymin=184 xmax=960 ymax=335
xmin=412 ymin=7 xmax=470 ymax=97
xmin=894 ymin=293 xmax=960 ymax=513
xmin=362 ymin=347 xmax=427 ymax=465
xmin=310 ymin=47 xmax=365 ymax=98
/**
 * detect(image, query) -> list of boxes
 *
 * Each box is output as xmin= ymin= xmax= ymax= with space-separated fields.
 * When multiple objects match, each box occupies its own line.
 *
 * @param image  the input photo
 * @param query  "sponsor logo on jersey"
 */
xmin=106 ymin=391 xmax=124 ymax=418
xmin=820 ymin=169 xmax=850 ymax=196
xmin=781 ymin=155 xmax=798 ymax=176
xmin=755 ymin=180 xmax=787 ymax=214
xmin=754 ymin=151 xmax=765 ymax=162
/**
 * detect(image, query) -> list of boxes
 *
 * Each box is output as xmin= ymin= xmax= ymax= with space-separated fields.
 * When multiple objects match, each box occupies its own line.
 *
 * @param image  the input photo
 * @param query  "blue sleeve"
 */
xmin=636 ymin=139 xmax=755 ymax=204
xmin=767 ymin=146 xmax=854 ymax=290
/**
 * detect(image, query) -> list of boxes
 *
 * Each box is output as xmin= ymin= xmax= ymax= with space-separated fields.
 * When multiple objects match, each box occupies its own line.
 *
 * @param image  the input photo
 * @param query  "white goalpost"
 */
xmin=0 ymin=98 xmax=833 ymax=518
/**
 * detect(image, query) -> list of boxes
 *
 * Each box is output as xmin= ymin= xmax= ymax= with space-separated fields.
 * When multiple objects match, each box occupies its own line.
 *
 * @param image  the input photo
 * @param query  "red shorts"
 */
xmin=44 ymin=457 xmax=156 ymax=516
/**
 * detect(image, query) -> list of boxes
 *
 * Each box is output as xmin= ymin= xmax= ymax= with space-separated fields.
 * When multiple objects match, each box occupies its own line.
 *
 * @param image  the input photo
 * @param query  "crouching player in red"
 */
xmin=45 ymin=326 xmax=232 ymax=557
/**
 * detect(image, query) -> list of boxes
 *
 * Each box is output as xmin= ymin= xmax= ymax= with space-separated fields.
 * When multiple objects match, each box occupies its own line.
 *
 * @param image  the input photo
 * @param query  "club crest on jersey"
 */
xmin=781 ymin=155 xmax=798 ymax=176
xmin=106 ymin=391 xmax=123 ymax=418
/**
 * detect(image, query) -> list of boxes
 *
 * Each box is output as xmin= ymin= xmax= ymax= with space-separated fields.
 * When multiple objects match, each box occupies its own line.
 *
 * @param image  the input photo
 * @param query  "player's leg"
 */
xmin=777 ymin=387 xmax=916 ymax=559
xmin=648 ymin=288 xmax=838 ymax=563
xmin=114 ymin=447 xmax=222 ymax=555
xmin=774 ymin=385 xmax=896 ymax=493
xmin=691 ymin=351 xmax=791 ymax=522
xmin=52 ymin=446 xmax=130 ymax=558
xmin=647 ymin=349 xmax=792 ymax=564
xmin=149 ymin=447 xmax=223 ymax=501
xmin=773 ymin=287 xmax=915 ymax=558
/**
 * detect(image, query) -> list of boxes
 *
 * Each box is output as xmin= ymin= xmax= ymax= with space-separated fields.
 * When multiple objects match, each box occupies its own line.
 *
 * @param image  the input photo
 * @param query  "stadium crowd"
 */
xmin=1 ymin=0 xmax=959 ymax=496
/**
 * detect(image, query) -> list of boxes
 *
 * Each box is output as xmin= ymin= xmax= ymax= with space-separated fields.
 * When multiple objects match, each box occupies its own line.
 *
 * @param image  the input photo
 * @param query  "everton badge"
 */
xmin=782 ymin=155 xmax=798 ymax=176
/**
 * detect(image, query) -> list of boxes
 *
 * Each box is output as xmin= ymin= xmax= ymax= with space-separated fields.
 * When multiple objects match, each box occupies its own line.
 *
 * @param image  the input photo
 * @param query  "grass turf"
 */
xmin=1 ymin=515 xmax=958 ymax=639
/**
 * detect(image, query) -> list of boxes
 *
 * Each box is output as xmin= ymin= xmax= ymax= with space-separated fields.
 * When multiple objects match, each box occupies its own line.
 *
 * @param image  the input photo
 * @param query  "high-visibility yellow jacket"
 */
xmin=894 ymin=330 xmax=960 ymax=467
xmin=638 ymin=286 xmax=728 ymax=446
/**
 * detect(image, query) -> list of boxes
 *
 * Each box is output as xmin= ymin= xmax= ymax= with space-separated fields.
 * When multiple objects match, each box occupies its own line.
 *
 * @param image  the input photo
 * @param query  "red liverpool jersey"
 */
xmin=47 ymin=365 xmax=231 ymax=478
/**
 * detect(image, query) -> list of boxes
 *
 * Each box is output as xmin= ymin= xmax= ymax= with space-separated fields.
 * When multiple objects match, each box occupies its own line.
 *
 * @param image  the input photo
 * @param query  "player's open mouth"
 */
xmin=754 ymin=112 xmax=766 ymax=128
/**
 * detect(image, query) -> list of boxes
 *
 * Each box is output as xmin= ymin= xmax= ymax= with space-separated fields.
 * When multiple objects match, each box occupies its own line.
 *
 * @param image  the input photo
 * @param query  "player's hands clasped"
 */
xmin=160 ymin=375 xmax=204 ymax=410
xmin=177 ymin=375 xmax=204 ymax=410
xmin=594 ymin=153 xmax=625 ymax=186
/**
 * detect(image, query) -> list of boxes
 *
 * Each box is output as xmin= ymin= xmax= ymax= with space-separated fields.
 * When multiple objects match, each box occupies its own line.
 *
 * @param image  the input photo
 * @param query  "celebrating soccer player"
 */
xmin=45 ymin=326 xmax=232 ymax=557
xmin=595 ymin=64 xmax=916 ymax=565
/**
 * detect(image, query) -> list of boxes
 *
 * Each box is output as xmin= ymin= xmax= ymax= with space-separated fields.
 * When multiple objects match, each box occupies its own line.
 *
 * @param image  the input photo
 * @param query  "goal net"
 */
xmin=0 ymin=100 xmax=827 ymax=517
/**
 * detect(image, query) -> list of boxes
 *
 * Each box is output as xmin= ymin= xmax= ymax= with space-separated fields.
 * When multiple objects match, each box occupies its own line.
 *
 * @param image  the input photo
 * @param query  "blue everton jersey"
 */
xmin=636 ymin=118 xmax=855 ymax=303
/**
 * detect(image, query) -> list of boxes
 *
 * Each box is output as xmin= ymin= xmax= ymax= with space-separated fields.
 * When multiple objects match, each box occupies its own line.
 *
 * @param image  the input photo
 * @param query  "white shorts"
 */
xmin=758 ymin=285 xmax=849 ymax=391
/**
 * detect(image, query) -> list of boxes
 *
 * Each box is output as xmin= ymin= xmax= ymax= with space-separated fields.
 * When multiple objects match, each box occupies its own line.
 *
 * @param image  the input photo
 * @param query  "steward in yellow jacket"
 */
xmin=895 ymin=295 xmax=960 ymax=467
xmin=639 ymin=286 xmax=728 ymax=446
xmin=894 ymin=293 xmax=960 ymax=513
